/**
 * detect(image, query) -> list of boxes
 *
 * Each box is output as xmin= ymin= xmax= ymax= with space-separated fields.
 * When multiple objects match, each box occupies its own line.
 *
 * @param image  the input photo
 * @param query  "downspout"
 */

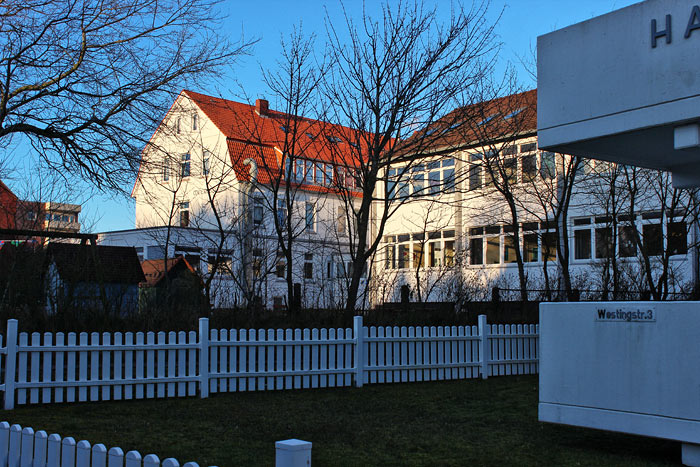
xmin=242 ymin=158 xmax=257 ymax=305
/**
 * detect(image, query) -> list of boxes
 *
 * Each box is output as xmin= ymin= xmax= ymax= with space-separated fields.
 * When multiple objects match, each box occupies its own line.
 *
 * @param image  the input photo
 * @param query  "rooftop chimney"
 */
xmin=255 ymin=98 xmax=269 ymax=116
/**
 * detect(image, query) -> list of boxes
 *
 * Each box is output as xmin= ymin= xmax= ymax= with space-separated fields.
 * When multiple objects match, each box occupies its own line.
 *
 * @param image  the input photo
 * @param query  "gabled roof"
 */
xmin=46 ymin=243 xmax=145 ymax=284
xmin=408 ymin=89 xmax=538 ymax=154
xmin=140 ymin=256 xmax=195 ymax=287
xmin=185 ymin=90 xmax=366 ymax=184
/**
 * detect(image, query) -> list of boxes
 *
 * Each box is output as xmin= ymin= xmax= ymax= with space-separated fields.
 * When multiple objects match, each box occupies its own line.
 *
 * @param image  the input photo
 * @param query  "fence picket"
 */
xmin=238 ymin=330 xmax=248 ymax=392
xmin=257 ymin=329 xmax=266 ymax=390
xmin=267 ymin=330 xmax=275 ymax=391
xmin=319 ymin=329 xmax=328 ymax=389
xmin=47 ymin=434 xmax=61 ymax=467
xmin=168 ymin=332 xmax=177 ymax=398
xmin=146 ymin=332 xmax=155 ymax=399
xmin=157 ymin=332 xmax=166 ymax=398
xmin=77 ymin=440 xmax=91 ymax=467
xmin=285 ymin=329 xmax=293 ymax=390
xmin=345 ymin=327 xmax=352 ymax=387
xmin=91 ymin=444 xmax=107 ymax=467
xmin=0 ymin=422 xmax=8 ymax=463
xmin=78 ymin=333 xmax=88 ymax=402
xmin=61 ymin=437 xmax=76 ymax=467
xmin=376 ymin=327 xmax=384 ymax=384
xmin=29 ymin=333 xmax=40 ymax=404
xmin=125 ymin=451 xmax=141 ymax=467
xmin=275 ymin=330 xmax=284 ymax=390
xmin=218 ymin=330 xmax=228 ymax=394
xmin=108 ymin=447 xmax=124 ymax=467
xmin=114 ymin=333 xmax=123 ymax=401
xmin=42 ymin=333 xmax=53 ymax=403
xmin=311 ymin=329 xmax=319 ymax=389
xmin=437 ymin=327 xmax=444 ymax=380
xmin=90 ymin=332 xmax=100 ymax=401
xmin=392 ymin=326 xmax=400 ymax=383
xmin=102 ymin=333 xmax=111 ymax=401
xmin=248 ymin=329 xmax=258 ymax=391
xmin=187 ymin=331 xmax=197 ymax=396
xmin=209 ymin=329 xmax=218 ymax=394
xmin=67 ymin=333 xmax=77 ymax=403
xmin=302 ymin=329 xmax=310 ymax=389
xmin=135 ymin=333 xmax=144 ymax=399
xmin=177 ymin=331 xmax=187 ymax=397
xmin=125 ymin=333 xmax=134 ymax=400
xmin=423 ymin=327 xmax=431 ymax=381
xmin=333 ymin=329 xmax=341 ymax=388
xmin=293 ymin=329 xmax=302 ymax=389
xmin=8 ymin=425 xmax=21 ymax=467
xmin=33 ymin=430 xmax=48 ymax=467
xmin=21 ymin=426 xmax=34 ymax=467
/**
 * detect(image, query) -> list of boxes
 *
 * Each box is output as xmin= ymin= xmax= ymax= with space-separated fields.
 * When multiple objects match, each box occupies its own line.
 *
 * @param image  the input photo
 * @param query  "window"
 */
xmin=443 ymin=165 xmax=455 ymax=193
xmin=208 ymin=255 xmax=232 ymax=275
xmin=397 ymin=170 xmax=409 ymax=199
xmin=314 ymin=163 xmax=324 ymax=184
xmin=276 ymin=262 xmax=285 ymax=278
xmin=304 ymin=253 xmax=313 ymax=279
xmin=619 ymin=225 xmax=637 ymax=257
xmin=470 ymin=237 xmax=483 ymax=265
xmin=486 ymin=232 xmax=500 ymax=264
xmin=422 ymin=161 xmax=439 ymax=195
xmin=163 ymin=157 xmax=170 ymax=181
xmin=574 ymin=229 xmax=591 ymax=259
xmin=444 ymin=241 xmax=455 ymax=267
xmin=540 ymin=152 xmax=556 ymax=179
xmin=398 ymin=244 xmax=409 ymax=269
xmin=542 ymin=231 xmax=557 ymax=261
xmin=324 ymin=164 xmax=333 ymax=185
xmin=305 ymin=160 xmax=314 ymax=184
xmin=429 ymin=241 xmax=442 ymax=267
xmin=305 ymin=202 xmax=315 ymax=231
xmin=412 ymin=172 xmax=424 ymax=195
xmin=179 ymin=202 xmax=190 ymax=227
xmin=469 ymin=154 xmax=482 ymax=190
xmin=668 ymin=222 xmax=687 ymax=255
xmin=502 ymin=145 xmax=518 ymax=156
xmin=643 ymin=223 xmax=663 ymax=256
xmin=595 ymin=227 xmax=613 ymax=258
xmin=181 ymin=154 xmax=191 ymax=177
xmin=295 ymin=159 xmax=304 ymax=181
xmin=135 ymin=247 xmax=144 ymax=262
xmin=412 ymin=242 xmax=424 ymax=269
xmin=252 ymin=248 xmax=263 ymax=278
xmin=504 ymin=158 xmax=517 ymax=185
xmin=277 ymin=199 xmax=287 ymax=226
xmin=387 ymin=169 xmax=397 ymax=199
xmin=385 ymin=243 xmax=395 ymax=269
xmin=253 ymin=196 xmax=264 ymax=225
xmin=503 ymin=235 xmax=517 ymax=263
xmin=337 ymin=206 xmax=346 ymax=235
xmin=203 ymin=157 xmax=210 ymax=176
xmin=520 ymin=142 xmax=537 ymax=153
xmin=524 ymin=234 xmax=538 ymax=262
xmin=192 ymin=114 xmax=198 ymax=131
xmin=176 ymin=117 xmax=181 ymax=134
xmin=522 ymin=155 xmax=537 ymax=181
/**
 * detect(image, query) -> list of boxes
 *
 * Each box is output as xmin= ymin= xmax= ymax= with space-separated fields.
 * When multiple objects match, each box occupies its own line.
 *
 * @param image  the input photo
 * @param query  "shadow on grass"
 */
xmin=0 ymin=375 xmax=679 ymax=466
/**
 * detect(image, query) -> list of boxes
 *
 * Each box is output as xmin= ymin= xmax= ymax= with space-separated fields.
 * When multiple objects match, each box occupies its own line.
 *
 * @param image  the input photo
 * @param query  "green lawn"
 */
xmin=0 ymin=375 xmax=679 ymax=466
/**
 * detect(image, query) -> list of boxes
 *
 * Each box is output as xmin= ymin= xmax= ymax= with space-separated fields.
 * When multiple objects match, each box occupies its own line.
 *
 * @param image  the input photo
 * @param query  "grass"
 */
xmin=0 ymin=375 xmax=679 ymax=466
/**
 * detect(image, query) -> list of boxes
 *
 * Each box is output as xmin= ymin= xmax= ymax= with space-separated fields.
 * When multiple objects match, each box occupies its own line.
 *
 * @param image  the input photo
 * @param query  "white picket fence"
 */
xmin=0 ymin=422 xmax=207 ymax=467
xmin=0 ymin=315 xmax=538 ymax=409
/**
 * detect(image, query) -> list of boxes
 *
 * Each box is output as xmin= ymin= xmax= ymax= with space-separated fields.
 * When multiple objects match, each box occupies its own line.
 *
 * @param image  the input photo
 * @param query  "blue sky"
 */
xmin=4 ymin=0 xmax=639 ymax=233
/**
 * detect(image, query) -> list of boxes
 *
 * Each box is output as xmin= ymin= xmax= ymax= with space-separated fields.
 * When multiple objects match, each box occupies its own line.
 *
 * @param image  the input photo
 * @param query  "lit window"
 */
xmin=181 ymin=154 xmax=191 ymax=177
xmin=179 ymin=202 xmax=190 ymax=227
xmin=203 ymin=157 xmax=210 ymax=176
xmin=305 ymin=202 xmax=315 ymax=231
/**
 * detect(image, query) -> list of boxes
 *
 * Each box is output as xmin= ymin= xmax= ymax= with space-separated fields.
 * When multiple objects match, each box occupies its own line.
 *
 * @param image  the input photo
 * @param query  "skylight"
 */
xmin=503 ymin=108 xmax=525 ymax=120
xmin=306 ymin=132 xmax=316 ymax=140
xmin=477 ymin=114 xmax=499 ymax=126
xmin=326 ymin=135 xmax=343 ymax=144
xmin=280 ymin=125 xmax=289 ymax=133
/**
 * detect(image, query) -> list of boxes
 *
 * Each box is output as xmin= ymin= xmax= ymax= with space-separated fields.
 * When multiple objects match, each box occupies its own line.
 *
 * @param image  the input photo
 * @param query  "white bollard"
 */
xmin=275 ymin=439 xmax=312 ymax=467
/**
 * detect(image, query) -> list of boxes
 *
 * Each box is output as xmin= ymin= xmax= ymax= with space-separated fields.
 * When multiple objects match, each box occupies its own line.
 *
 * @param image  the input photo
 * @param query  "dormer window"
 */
xmin=326 ymin=135 xmax=342 ymax=144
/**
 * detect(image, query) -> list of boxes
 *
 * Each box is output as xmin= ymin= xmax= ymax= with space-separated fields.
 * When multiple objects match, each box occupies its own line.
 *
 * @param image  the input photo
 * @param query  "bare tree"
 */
xmin=0 ymin=0 xmax=254 ymax=191
xmin=323 ymin=0 xmax=500 ymax=312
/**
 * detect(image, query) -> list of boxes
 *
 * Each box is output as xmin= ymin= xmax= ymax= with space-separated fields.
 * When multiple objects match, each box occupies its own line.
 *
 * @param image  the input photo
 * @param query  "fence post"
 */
xmin=353 ymin=315 xmax=364 ymax=388
xmin=4 ymin=319 xmax=17 ymax=410
xmin=198 ymin=318 xmax=209 ymax=399
xmin=478 ymin=315 xmax=489 ymax=380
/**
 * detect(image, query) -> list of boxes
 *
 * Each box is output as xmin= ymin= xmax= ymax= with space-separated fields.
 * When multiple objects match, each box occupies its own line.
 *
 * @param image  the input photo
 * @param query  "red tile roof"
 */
xmin=405 ymin=89 xmax=537 ymax=153
xmin=185 ymin=90 xmax=366 ymax=182
xmin=140 ymin=256 xmax=195 ymax=287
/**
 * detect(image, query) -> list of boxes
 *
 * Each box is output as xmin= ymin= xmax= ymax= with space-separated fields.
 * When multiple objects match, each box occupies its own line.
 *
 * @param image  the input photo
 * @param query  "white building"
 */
xmin=101 ymin=88 xmax=698 ymax=309
xmin=100 ymin=90 xmax=365 ymax=309
xmin=373 ymin=89 xmax=698 ymax=304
